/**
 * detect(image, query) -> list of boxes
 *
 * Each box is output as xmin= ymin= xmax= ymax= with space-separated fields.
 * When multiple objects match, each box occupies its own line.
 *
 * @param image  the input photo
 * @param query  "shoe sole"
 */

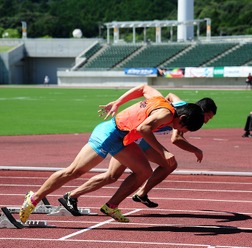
xmin=58 ymin=198 xmax=83 ymax=216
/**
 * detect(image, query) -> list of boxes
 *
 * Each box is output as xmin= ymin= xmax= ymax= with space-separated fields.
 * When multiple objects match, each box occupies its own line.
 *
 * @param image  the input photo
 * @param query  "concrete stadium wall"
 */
xmin=57 ymin=70 xmax=149 ymax=87
xmin=0 ymin=53 xmax=9 ymax=84
xmin=0 ymin=38 xmax=102 ymax=84
xmin=58 ymin=70 xmax=247 ymax=88
xmin=0 ymin=38 xmax=249 ymax=87
xmin=23 ymin=38 xmax=100 ymax=57
xmin=149 ymin=76 xmax=246 ymax=88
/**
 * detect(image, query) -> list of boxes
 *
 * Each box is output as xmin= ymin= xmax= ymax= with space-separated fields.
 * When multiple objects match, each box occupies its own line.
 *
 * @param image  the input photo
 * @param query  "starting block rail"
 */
xmin=0 ymin=207 xmax=55 ymax=229
xmin=7 ymin=197 xmax=97 ymax=216
xmin=0 ymin=197 xmax=97 ymax=229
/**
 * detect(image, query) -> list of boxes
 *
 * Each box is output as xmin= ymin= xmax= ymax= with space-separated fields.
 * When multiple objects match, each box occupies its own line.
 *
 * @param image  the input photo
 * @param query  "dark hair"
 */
xmin=174 ymin=103 xmax=204 ymax=132
xmin=196 ymin=98 xmax=217 ymax=115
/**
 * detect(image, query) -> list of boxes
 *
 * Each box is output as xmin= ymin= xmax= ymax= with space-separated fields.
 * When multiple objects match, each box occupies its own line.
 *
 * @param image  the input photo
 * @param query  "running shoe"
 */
xmin=100 ymin=204 xmax=129 ymax=222
xmin=19 ymin=191 xmax=36 ymax=223
xmin=58 ymin=192 xmax=82 ymax=216
xmin=132 ymin=194 xmax=158 ymax=208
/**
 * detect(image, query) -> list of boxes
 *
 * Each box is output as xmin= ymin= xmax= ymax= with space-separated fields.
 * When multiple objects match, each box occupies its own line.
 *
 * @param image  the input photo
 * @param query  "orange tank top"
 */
xmin=115 ymin=96 xmax=175 ymax=145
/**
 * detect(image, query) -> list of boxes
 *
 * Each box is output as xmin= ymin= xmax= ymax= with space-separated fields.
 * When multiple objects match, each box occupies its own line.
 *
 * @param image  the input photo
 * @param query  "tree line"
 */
xmin=0 ymin=0 xmax=252 ymax=39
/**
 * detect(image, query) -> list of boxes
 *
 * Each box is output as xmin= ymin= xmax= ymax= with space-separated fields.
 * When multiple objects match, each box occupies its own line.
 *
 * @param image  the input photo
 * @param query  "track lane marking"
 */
xmin=0 ymin=237 xmax=251 ymax=248
xmin=58 ymin=209 xmax=141 ymax=240
xmin=2 ymin=184 xmax=252 ymax=193
xmin=2 ymin=193 xmax=252 ymax=204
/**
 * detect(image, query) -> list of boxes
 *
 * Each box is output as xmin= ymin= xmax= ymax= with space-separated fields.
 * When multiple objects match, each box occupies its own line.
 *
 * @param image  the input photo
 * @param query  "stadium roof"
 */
xmin=104 ymin=19 xmax=205 ymax=29
xmin=104 ymin=19 xmax=210 ymax=43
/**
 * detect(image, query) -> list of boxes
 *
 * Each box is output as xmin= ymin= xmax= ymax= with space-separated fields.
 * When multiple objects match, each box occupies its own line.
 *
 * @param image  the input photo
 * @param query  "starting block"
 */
xmin=0 ymin=197 xmax=97 ymax=229
xmin=0 ymin=207 xmax=52 ymax=229
xmin=7 ymin=197 xmax=97 ymax=216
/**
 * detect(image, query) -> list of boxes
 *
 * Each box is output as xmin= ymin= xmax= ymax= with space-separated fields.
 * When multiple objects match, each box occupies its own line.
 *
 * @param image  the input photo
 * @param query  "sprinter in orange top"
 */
xmin=116 ymin=96 xmax=175 ymax=146
xmin=20 ymin=84 xmax=204 ymax=223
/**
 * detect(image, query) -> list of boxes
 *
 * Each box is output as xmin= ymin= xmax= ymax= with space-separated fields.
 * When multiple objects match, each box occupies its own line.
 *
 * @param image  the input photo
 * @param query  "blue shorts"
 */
xmin=88 ymin=118 xmax=128 ymax=158
xmin=136 ymin=125 xmax=173 ymax=151
xmin=136 ymin=138 xmax=150 ymax=151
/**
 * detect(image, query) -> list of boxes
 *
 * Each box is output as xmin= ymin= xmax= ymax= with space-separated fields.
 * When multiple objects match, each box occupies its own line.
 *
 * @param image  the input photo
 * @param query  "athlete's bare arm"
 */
xmin=171 ymin=129 xmax=203 ymax=162
xmin=165 ymin=93 xmax=203 ymax=162
xmin=99 ymin=84 xmax=163 ymax=119
xmin=165 ymin=93 xmax=182 ymax=103
xmin=136 ymin=108 xmax=174 ymax=157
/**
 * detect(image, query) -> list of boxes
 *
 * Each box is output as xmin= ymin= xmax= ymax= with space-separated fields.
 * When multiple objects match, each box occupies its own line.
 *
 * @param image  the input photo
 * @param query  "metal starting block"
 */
xmin=7 ymin=197 xmax=53 ymax=215
xmin=0 ymin=197 xmax=97 ymax=228
xmin=0 ymin=207 xmax=54 ymax=229
xmin=47 ymin=205 xmax=95 ymax=216
xmin=6 ymin=197 xmax=97 ymax=216
xmin=0 ymin=207 xmax=23 ymax=229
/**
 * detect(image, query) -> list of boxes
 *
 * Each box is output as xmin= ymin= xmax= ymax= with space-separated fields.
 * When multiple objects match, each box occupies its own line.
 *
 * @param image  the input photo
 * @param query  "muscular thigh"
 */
xmin=107 ymin=157 xmax=127 ymax=179
xmin=113 ymin=143 xmax=151 ymax=174
xmin=69 ymin=144 xmax=104 ymax=174
xmin=145 ymin=147 xmax=168 ymax=167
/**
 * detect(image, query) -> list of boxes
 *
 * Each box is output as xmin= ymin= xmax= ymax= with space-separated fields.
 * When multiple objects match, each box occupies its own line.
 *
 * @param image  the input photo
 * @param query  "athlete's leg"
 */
xmin=20 ymin=144 xmax=104 ymax=223
xmin=135 ymin=146 xmax=177 ymax=197
xmin=106 ymin=143 xmax=153 ymax=206
xmin=70 ymin=158 xmax=126 ymax=198
xmin=33 ymin=144 xmax=104 ymax=203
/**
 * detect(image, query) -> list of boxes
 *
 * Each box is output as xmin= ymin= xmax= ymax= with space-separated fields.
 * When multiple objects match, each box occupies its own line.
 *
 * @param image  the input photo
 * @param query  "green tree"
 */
xmin=2 ymin=28 xmax=20 ymax=38
xmin=0 ymin=0 xmax=252 ymax=38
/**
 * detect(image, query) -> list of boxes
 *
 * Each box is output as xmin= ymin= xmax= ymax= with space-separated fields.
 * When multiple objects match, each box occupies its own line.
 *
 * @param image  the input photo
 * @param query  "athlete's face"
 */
xmin=176 ymin=125 xmax=189 ymax=133
xmin=204 ymin=111 xmax=214 ymax=124
xmin=173 ymin=118 xmax=189 ymax=133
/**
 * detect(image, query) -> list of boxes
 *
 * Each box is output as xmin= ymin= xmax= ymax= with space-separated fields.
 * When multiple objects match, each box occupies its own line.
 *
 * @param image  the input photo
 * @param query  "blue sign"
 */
xmin=124 ymin=68 xmax=157 ymax=76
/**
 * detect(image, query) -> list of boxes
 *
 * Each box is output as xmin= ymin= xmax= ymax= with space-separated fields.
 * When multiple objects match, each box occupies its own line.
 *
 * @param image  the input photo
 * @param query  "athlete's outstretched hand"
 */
xmin=98 ymin=101 xmax=119 ymax=120
xmin=164 ymin=151 xmax=177 ymax=168
xmin=194 ymin=148 xmax=203 ymax=163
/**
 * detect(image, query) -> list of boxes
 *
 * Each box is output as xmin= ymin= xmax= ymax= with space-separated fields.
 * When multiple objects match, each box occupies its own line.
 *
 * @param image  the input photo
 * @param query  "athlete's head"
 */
xmin=196 ymin=98 xmax=217 ymax=124
xmin=173 ymin=103 xmax=204 ymax=132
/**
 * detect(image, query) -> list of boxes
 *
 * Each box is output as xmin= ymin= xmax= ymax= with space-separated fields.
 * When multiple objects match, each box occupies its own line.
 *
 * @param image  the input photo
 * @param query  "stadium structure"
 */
xmin=1 ymin=0 xmax=252 ymax=88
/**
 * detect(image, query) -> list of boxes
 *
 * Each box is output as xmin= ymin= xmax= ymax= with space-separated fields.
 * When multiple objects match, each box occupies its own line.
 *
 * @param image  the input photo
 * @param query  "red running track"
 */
xmin=0 ymin=128 xmax=251 ymax=173
xmin=0 ymin=128 xmax=252 ymax=247
xmin=0 ymin=171 xmax=252 ymax=248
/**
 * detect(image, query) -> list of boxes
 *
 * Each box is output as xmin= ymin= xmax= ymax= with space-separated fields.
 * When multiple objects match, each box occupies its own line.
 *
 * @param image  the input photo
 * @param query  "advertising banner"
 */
xmin=184 ymin=67 xmax=214 ymax=78
xmin=213 ymin=67 xmax=224 ymax=77
xmin=124 ymin=68 xmax=157 ymax=76
xmin=223 ymin=66 xmax=252 ymax=77
xmin=158 ymin=68 xmax=184 ymax=78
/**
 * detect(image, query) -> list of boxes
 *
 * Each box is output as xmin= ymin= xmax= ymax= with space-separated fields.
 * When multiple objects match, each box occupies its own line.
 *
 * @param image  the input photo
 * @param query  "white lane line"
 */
xmin=1 ymin=193 xmax=252 ymax=204
xmin=1 ymin=176 xmax=252 ymax=185
xmin=58 ymin=209 xmax=141 ymax=240
xmin=0 ymin=237 xmax=251 ymax=248
xmin=2 ymin=184 xmax=252 ymax=193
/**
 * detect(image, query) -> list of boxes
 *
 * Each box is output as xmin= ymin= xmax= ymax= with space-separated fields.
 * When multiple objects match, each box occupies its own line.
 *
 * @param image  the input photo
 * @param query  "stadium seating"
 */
xmin=163 ymin=43 xmax=237 ymax=68
xmin=206 ymin=42 xmax=252 ymax=66
xmin=79 ymin=41 xmax=252 ymax=70
xmin=82 ymin=42 xmax=102 ymax=59
xmin=119 ymin=44 xmax=189 ymax=68
xmin=82 ymin=44 xmax=141 ymax=69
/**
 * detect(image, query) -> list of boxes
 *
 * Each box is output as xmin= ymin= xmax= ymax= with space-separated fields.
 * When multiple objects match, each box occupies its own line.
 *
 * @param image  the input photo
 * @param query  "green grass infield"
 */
xmin=0 ymin=87 xmax=251 ymax=135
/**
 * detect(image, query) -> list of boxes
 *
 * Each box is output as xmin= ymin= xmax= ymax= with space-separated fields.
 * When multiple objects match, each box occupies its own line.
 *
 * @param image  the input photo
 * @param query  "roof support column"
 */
xmin=155 ymin=26 xmax=161 ymax=43
xmin=133 ymin=26 xmax=136 ymax=44
xmin=107 ymin=27 xmax=110 ymax=44
xmin=113 ymin=26 xmax=119 ymax=43
xmin=144 ymin=27 xmax=146 ymax=43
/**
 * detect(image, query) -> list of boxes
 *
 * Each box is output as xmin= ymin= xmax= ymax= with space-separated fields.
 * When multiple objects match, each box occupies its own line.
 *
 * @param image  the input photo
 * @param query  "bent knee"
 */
xmin=162 ymin=159 xmax=177 ymax=172
xmin=139 ymin=167 xmax=152 ymax=181
xmin=171 ymin=160 xmax=178 ymax=171
xmin=62 ymin=167 xmax=84 ymax=179
xmin=105 ymin=175 xmax=118 ymax=184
